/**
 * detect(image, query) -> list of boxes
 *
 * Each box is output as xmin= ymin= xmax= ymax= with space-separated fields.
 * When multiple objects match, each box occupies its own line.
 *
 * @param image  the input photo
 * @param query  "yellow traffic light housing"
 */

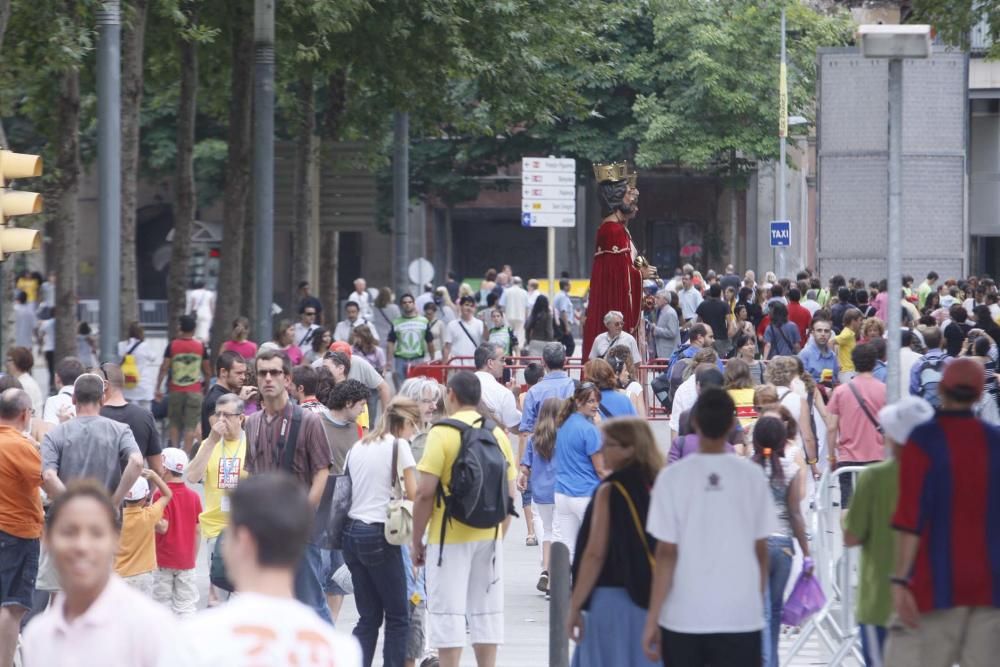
xmin=0 ymin=150 xmax=43 ymax=259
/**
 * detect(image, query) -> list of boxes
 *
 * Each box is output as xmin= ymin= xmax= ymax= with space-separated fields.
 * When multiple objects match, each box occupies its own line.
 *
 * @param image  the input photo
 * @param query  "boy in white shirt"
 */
xmin=643 ymin=388 xmax=776 ymax=666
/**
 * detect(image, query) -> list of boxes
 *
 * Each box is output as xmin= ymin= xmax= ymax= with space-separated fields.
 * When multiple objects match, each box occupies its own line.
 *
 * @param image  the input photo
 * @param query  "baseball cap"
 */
xmin=125 ymin=477 xmax=149 ymax=502
xmin=328 ymin=341 xmax=352 ymax=357
xmin=939 ymin=357 xmax=984 ymax=400
xmin=161 ymin=447 xmax=189 ymax=475
xmin=878 ymin=396 xmax=935 ymax=444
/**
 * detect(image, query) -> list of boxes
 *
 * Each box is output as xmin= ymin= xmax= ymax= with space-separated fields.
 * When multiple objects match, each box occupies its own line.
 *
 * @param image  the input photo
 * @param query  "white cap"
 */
xmin=125 ymin=477 xmax=149 ymax=502
xmin=878 ymin=396 xmax=935 ymax=445
xmin=161 ymin=447 xmax=189 ymax=474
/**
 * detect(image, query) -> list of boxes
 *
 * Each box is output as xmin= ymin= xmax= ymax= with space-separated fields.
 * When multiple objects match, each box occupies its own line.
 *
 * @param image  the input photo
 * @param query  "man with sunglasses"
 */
xmin=243 ymin=349 xmax=333 ymax=623
xmin=99 ymin=363 xmax=164 ymax=475
xmin=293 ymin=304 xmax=321 ymax=356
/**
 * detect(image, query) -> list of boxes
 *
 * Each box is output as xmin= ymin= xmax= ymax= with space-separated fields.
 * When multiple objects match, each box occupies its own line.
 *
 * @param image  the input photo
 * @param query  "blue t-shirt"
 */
xmin=599 ymin=389 xmax=636 ymax=418
xmin=521 ymin=436 xmax=556 ymax=504
xmin=554 ymin=412 xmax=602 ymax=497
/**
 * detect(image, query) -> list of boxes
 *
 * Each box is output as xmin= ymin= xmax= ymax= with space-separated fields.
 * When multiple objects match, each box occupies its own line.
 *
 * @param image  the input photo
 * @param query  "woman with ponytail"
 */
xmin=517 ymin=397 xmax=561 ymax=595
xmin=752 ymin=416 xmax=811 ymax=667
xmin=553 ymin=382 xmax=606 ymax=563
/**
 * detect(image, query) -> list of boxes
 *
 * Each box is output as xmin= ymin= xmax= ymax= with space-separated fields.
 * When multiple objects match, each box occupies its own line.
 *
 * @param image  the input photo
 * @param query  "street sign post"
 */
xmin=770 ymin=220 xmax=791 ymax=247
xmin=522 ymin=157 xmax=577 ymax=300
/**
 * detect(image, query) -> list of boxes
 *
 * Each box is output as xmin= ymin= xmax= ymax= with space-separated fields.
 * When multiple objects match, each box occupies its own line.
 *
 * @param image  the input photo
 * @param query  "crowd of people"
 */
xmin=0 ymin=261 xmax=998 ymax=667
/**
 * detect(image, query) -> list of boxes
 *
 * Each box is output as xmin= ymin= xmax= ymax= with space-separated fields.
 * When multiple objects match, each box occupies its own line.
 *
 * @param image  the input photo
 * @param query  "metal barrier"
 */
xmin=77 ymin=299 xmax=170 ymax=331
xmin=784 ymin=465 xmax=864 ymax=666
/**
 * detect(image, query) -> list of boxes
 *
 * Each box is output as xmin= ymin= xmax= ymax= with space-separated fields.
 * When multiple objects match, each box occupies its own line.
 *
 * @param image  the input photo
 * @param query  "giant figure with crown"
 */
xmin=582 ymin=162 xmax=657 ymax=360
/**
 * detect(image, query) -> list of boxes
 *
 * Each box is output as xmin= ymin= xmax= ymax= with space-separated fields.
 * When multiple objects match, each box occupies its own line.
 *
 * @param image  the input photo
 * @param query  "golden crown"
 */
xmin=593 ymin=161 xmax=638 ymax=187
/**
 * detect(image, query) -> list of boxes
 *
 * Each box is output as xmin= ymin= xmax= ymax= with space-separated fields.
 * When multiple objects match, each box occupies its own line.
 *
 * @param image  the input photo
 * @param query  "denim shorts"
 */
xmin=321 ymin=548 xmax=349 ymax=596
xmin=0 ymin=530 xmax=40 ymax=610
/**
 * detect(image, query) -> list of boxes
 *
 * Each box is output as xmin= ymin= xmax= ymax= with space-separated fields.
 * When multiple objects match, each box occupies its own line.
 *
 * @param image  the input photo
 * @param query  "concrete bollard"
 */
xmin=549 ymin=541 xmax=570 ymax=667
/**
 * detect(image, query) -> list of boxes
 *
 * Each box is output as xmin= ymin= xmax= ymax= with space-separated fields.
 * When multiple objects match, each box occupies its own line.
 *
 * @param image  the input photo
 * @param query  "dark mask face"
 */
xmin=599 ymin=179 xmax=632 ymax=215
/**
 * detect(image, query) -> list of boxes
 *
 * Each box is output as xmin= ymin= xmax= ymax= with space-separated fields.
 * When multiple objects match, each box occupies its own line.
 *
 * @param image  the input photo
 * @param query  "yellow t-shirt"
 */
xmin=199 ymin=435 xmax=249 ymax=539
xmin=357 ymin=404 xmax=369 ymax=430
xmin=115 ymin=498 xmax=168 ymax=577
xmin=15 ymin=277 xmax=37 ymax=303
xmin=835 ymin=327 xmax=857 ymax=373
xmin=727 ymin=388 xmax=758 ymax=429
xmin=417 ymin=410 xmax=516 ymax=544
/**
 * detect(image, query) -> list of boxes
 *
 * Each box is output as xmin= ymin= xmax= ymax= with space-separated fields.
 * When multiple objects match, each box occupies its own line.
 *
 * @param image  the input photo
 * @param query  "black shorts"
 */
xmin=0 ymin=530 xmax=39 ymax=610
xmin=661 ymin=628 xmax=761 ymax=667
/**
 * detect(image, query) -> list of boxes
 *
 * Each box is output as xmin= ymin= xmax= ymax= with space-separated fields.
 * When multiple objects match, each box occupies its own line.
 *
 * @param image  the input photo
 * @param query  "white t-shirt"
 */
xmin=162 ymin=593 xmax=361 ymax=667
xmin=346 ymin=434 xmax=416 ymax=524
xmin=347 ymin=290 xmax=373 ymax=319
xmin=42 ymin=386 xmax=74 ymax=425
xmin=499 ymin=285 xmax=528 ymax=321
xmin=646 ymin=453 xmax=777 ymax=633
xmin=40 ymin=318 xmax=55 ymax=353
xmin=669 ymin=375 xmax=698 ymax=435
xmin=475 ymin=371 xmax=522 ymax=430
xmin=445 ymin=318 xmax=485 ymax=366
xmin=117 ymin=338 xmax=162 ymax=402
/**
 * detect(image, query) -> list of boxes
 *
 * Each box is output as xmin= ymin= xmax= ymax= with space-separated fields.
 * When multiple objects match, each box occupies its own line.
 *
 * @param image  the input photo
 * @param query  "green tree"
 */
xmin=911 ymin=0 xmax=995 ymax=55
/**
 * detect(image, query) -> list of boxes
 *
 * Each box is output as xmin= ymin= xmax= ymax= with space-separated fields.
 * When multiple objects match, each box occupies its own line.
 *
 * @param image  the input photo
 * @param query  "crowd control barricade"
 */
xmin=784 ymin=465 xmax=864 ymax=666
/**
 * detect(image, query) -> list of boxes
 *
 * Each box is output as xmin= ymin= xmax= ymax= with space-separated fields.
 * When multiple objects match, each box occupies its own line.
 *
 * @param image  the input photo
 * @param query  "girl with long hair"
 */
xmin=273 ymin=319 xmax=304 ymax=366
xmin=730 ymin=332 xmax=766 ymax=384
xmin=525 ymin=294 xmax=555 ymax=358
xmin=751 ymin=416 xmax=811 ymax=667
xmin=763 ymin=303 xmax=801 ymax=359
xmin=567 ymin=418 xmax=663 ymax=667
xmin=606 ymin=345 xmax=645 ymax=417
xmin=517 ymin=397 xmax=561 ymax=595
xmin=303 ymin=327 xmax=332 ymax=366
xmin=343 ymin=398 xmax=420 ymax=667
xmin=351 ymin=325 xmax=386 ymax=375
xmin=553 ymin=382 xmax=606 ymax=563
xmin=372 ymin=287 xmax=401 ymax=348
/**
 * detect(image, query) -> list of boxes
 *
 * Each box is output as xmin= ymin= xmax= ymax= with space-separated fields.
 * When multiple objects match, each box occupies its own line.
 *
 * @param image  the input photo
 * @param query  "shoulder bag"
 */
xmin=610 ymin=481 xmax=654 ymax=569
xmin=846 ymin=381 xmax=884 ymax=435
xmin=384 ymin=438 xmax=413 ymax=545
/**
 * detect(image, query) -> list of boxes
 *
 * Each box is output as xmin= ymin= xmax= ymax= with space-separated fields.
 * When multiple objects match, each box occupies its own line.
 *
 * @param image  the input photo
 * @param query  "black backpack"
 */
xmin=435 ymin=416 xmax=514 ymax=565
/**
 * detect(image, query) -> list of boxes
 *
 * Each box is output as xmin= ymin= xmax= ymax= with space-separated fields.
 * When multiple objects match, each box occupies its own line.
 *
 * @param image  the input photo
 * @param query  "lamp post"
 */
xmin=858 ymin=24 xmax=932 ymax=403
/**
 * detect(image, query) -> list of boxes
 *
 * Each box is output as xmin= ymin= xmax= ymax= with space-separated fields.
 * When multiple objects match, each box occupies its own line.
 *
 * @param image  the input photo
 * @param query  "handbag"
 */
xmin=317 ymin=467 xmax=352 ymax=550
xmin=781 ymin=563 xmax=826 ymax=626
xmin=384 ymin=438 xmax=413 ymax=546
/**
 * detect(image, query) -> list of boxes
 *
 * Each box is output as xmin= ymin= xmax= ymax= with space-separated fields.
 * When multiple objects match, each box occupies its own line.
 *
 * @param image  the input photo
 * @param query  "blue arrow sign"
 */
xmin=521 ymin=212 xmax=533 ymax=227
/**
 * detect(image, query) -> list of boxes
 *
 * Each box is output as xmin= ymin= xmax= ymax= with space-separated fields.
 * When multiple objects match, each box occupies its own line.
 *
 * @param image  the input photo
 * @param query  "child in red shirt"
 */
xmin=153 ymin=447 xmax=203 ymax=616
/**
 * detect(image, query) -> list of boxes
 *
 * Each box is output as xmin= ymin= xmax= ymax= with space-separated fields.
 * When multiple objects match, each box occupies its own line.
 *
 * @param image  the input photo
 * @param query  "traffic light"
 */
xmin=0 ymin=150 xmax=43 ymax=258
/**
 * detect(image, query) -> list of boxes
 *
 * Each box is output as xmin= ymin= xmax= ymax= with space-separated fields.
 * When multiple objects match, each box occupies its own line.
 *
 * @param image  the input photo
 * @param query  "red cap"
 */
xmin=939 ymin=357 xmax=983 ymax=399
xmin=328 ymin=340 xmax=352 ymax=357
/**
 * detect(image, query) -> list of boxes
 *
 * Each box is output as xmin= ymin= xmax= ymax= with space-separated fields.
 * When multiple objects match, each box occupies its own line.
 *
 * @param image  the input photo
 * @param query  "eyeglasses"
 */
xmin=304 ymin=311 xmax=316 ymax=316
xmin=257 ymin=368 xmax=285 ymax=378
xmin=215 ymin=411 xmax=243 ymax=418
xmin=608 ymin=321 xmax=624 ymax=327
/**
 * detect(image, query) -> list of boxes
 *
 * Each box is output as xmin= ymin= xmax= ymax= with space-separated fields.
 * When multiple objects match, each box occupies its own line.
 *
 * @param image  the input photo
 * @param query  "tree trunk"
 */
xmin=166 ymin=15 xmax=198 ymax=334
xmin=317 ymin=67 xmax=347 ymax=330
xmin=241 ymin=189 xmax=256 ymax=333
xmin=210 ymin=2 xmax=254 ymax=355
xmin=119 ymin=0 xmax=148 ymax=332
xmin=729 ymin=148 xmax=738 ymax=271
xmin=0 ymin=0 xmax=11 ymax=146
xmin=291 ymin=67 xmax=316 ymax=303
xmin=319 ymin=229 xmax=338 ymax=323
xmin=52 ymin=63 xmax=81 ymax=362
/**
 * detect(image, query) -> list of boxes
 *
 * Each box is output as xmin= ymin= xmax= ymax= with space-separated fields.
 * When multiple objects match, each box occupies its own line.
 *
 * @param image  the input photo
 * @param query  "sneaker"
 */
xmin=537 ymin=570 xmax=549 ymax=592
xmin=526 ymin=535 xmax=538 ymax=547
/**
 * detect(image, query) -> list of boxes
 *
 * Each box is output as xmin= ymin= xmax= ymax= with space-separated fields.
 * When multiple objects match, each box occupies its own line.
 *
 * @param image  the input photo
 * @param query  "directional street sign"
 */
xmin=770 ymin=220 xmax=791 ymax=247
xmin=521 ymin=157 xmax=576 ymax=228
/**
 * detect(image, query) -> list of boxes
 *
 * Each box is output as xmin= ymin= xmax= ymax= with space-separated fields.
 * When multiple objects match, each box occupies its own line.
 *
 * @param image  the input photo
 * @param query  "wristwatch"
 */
xmin=806 ymin=457 xmax=818 ymax=465
xmin=889 ymin=576 xmax=910 ymax=588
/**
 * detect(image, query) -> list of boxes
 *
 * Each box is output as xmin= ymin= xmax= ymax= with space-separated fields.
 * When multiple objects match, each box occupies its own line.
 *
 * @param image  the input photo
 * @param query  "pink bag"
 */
xmin=781 ymin=561 xmax=826 ymax=626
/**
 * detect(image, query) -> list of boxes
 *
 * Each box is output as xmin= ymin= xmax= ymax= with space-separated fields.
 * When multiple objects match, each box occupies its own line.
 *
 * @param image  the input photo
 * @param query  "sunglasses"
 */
xmin=304 ymin=311 xmax=316 ymax=316
xmin=257 ymin=368 xmax=285 ymax=378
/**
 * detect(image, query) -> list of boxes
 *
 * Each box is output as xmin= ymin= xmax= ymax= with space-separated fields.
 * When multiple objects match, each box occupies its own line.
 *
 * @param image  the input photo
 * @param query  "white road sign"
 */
xmin=521 ymin=157 xmax=576 ymax=228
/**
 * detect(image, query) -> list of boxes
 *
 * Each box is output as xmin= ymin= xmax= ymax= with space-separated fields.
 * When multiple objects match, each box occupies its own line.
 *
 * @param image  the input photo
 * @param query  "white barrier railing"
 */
xmin=783 ymin=465 xmax=865 ymax=666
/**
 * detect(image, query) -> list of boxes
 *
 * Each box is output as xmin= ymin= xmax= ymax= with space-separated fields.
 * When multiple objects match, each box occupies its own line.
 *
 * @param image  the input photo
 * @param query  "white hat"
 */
xmin=125 ymin=477 xmax=149 ymax=502
xmin=161 ymin=447 xmax=189 ymax=474
xmin=878 ymin=396 xmax=935 ymax=445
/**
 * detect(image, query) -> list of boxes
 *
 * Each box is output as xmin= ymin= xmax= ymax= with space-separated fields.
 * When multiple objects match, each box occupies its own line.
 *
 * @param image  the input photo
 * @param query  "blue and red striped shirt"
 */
xmin=892 ymin=410 xmax=1000 ymax=612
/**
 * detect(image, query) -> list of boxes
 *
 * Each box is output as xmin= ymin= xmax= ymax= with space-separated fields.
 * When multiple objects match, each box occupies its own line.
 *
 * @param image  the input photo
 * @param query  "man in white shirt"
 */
xmin=346 ymin=277 xmax=373 ymax=319
xmin=899 ymin=330 xmax=923 ymax=388
xmin=414 ymin=283 xmax=436 ymax=313
xmin=498 ymin=277 xmax=529 ymax=345
xmin=292 ymin=304 xmax=321 ymax=354
xmin=333 ymin=302 xmax=379 ymax=343
xmin=643 ymin=388 xmax=774 ymax=666
xmin=473 ymin=343 xmax=521 ymax=432
xmin=526 ymin=279 xmax=541 ymax=313
xmin=802 ymin=289 xmax=822 ymax=316
xmin=677 ymin=272 xmax=703 ymax=324
xmin=42 ymin=357 xmax=85 ymax=424
xmin=444 ymin=296 xmax=484 ymax=367
xmin=117 ymin=324 xmax=162 ymax=410
xmin=163 ymin=474 xmax=362 ymax=666
xmin=589 ymin=310 xmax=641 ymax=363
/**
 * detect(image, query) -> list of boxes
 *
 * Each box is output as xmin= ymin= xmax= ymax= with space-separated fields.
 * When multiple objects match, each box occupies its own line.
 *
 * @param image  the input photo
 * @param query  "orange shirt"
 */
xmin=0 ymin=425 xmax=44 ymax=539
xmin=115 ymin=498 xmax=168 ymax=577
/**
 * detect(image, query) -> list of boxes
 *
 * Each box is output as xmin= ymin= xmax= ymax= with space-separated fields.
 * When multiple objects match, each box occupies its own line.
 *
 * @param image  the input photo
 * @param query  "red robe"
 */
xmin=583 ymin=219 xmax=643 ymax=359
